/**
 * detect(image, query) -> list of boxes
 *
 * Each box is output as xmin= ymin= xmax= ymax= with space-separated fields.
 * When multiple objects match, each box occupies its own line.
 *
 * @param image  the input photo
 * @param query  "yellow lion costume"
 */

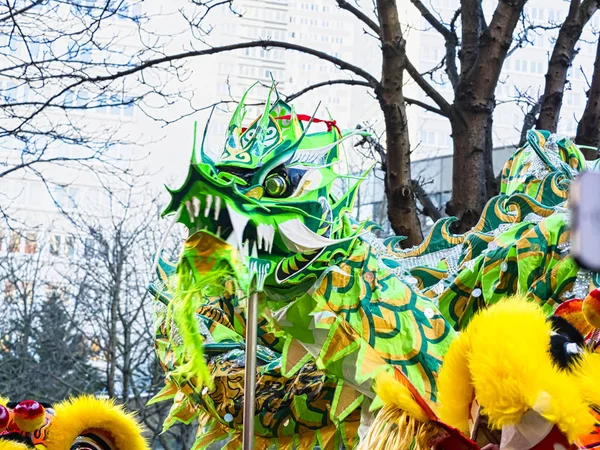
xmin=361 ymin=297 xmax=600 ymax=450
xmin=0 ymin=396 xmax=148 ymax=450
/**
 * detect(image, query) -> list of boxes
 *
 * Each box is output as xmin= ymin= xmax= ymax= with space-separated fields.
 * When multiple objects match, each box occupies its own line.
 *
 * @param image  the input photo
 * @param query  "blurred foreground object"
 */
xmin=571 ymin=171 xmax=600 ymax=272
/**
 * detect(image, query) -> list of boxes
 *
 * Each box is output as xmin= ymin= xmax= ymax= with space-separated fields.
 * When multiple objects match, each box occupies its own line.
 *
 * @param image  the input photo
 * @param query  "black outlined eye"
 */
xmin=264 ymin=173 xmax=288 ymax=197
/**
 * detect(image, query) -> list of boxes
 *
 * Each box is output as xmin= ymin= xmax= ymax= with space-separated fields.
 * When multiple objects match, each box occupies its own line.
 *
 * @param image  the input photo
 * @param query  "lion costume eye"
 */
xmin=264 ymin=173 xmax=288 ymax=197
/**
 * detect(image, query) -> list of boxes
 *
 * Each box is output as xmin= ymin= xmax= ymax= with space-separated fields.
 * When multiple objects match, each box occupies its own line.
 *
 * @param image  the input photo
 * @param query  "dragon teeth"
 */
xmin=216 ymin=226 xmax=222 ymax=238
xmin=192 ymin=197 xmax=201 ymax=218
xmin=226 ymin=204 xmax=249 ymax=248
xmin=185 ymin=201 xmax=194 ymax=223
xmin=204 ymin=194 xmax=213 ymax=217
xmin=257 ymin=224 xmax=275 ymax=254
xmin=252 ymin=241 xmax=258 ymax=258
xmin=268 ymin=228 xmax=274 ymax=253
xmin=214 ymin=196 xmax=222 ymax=220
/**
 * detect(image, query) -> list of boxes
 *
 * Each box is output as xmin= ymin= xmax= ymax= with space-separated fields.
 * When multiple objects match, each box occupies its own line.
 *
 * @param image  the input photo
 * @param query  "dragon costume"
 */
xmin=149 ymin=83 xmax=600 ymax=449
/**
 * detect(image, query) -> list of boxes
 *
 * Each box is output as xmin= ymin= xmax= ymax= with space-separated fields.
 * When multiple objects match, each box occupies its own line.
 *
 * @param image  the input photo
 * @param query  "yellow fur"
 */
xmin=0 ymin=441 xmax=29 ymax=450
xmin=45 ymin=396 xmax=149 ymax=450
xmin=0 ymin=398 xmax=8 ymax=407
xmin=436 ymin=331 xmax=473 ymax=434
xmin=374 ymin=372 xmax=429 ymax=423
xmin=574 ymin=352 xmax=600 ymax=406
xmin=467 ymin=299 xmax=551 ymax=427
xmin=437 ymin=296 xmax=598 ymax=443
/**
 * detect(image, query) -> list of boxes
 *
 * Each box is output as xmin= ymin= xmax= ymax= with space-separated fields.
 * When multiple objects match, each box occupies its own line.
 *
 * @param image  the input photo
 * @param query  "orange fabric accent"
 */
xmin=392 ymin=367 xmax=438 ymax=420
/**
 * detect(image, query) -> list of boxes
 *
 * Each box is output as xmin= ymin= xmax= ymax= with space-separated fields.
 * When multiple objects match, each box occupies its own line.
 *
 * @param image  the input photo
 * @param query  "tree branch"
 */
xmin=409 ymin=0 xmax=452 ymax=38
xmin=285 ymin=78 xmax=446 ymax=116
xmin=408 ymin=0 xmax=460 ymax=90
xmin=412 ymin=180 xmax=443 ymax=221
xmin=0 ymin=0 xmax=44 ymax=23
xmin=461 ymin=0 xmax=483 ymax=76
xmin=459 ymin=0 xmax=526 ymax=99
xmin=446 ymin=8 xmax=461 ymax=89
xmin=576 ymin=34 xmax=600 ymax=158
xmin=11 ymin=39 xmax=380 ymax=136
xmin=335 ymin=0 xmax=380 ymax=35
xmin=537 ymin=0 xmax=599 ymax=131
xmin=405 ymin=97 xmax=447 ymax=116
xmin=285 ymin=79 xmax=371 ymax=102
xmin=518 ymin=95 xmax=543 ymax=147
xmin=99 ymin=40 xmax=380 ymax=87
xmin=405 ymin=60 xmax=454 ymax=117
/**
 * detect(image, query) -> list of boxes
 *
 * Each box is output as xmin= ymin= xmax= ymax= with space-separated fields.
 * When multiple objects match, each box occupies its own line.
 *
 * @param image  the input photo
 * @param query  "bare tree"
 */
xmin=575 ymin=37 xmax=600 ymax=159
xmin=0 ymin=233 xmax=102 ymax=402
xmin=536 ymin=0 xmax=600 ymax=132
xmin=0 ymin=1 xmax=148 ymax=177
xmin=59 ymin=178 xmax=193 ymax=449
xmin=2 ymin=0 xmax=597 ymax=244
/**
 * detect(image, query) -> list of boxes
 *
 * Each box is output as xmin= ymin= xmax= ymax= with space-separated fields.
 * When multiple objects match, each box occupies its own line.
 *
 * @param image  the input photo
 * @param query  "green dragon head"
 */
xmin=162 ymin=84 xmax=368 ymax=292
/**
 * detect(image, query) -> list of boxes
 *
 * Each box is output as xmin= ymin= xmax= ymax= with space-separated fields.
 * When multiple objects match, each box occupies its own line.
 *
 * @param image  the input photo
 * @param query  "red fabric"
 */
xmin=390 ymin=367 xmax=480 ymax=449
xmin=576 ymin=408 xmax=600 ymax=449
xmin=274 ymin=114 xmax=341 ymax=135
xmin=530 ymin=425 xmax=576 ymax=449
xmin=392 ymin=366 xmax=438 ymax=420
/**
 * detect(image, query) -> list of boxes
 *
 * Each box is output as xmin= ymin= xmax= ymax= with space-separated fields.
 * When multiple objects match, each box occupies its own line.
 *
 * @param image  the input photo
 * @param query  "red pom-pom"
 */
xmin=13 ymin=400 xmax=45 ymax=432
xmin=589 ymin=288 xmax=600 ymax=300
xmin=584 ymin=289 xmax=600 ymax=329
xmin=0 ymin=405 xmax=10 ymax=430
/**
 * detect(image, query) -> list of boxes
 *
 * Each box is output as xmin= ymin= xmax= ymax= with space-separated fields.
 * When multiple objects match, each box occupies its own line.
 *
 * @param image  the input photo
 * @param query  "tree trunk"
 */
xmin=106 ymin=259 xmax=121 ymax=398
xmin=484 ymin=110 xmax=499 ymax=198
xmin=537 ymin=0 xmax=599 ymax=132
xmin=447 ymin=110 xmax=490 ymax=232
xmin=575 ymin=37 xmax=600 ymax=160
xmin=447 ymin=0 xmax=526 ymax=233
xmin=376 ymin=0 xmax=423 ymax=246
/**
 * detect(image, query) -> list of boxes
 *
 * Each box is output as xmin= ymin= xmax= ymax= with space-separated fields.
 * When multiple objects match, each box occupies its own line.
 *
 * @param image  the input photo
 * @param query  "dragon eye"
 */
xmin=264 ymin=173 xmax=288 ymax=197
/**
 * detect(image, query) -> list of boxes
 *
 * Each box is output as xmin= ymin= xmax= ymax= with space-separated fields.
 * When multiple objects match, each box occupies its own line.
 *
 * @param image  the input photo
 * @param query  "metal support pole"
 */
xmin=242 ymin=291 xmax=258 ymax=450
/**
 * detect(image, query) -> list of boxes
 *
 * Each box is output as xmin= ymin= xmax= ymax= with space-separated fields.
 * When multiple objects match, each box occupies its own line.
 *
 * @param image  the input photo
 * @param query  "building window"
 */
xmin=568 ymin=93 xmax=575 ymax=105
xmin=50 ymin=234 xmax=62 ymax=256
xmin=419 ymin=130 xmax=436 ymax=145
xmin=514 ymin=60 xmax=522 ymax=72
xmin=3 ymin=282 xmax=16 ymax=303
xmin=65 ymin=236 xmax=76 ymax=257
xmin=84 ymin=238 xmax=96 ymax=259
xmin=8 ymin=232 xmax=20 ymax=253
xmin=24 ymin=232 xmax=37 ymax=254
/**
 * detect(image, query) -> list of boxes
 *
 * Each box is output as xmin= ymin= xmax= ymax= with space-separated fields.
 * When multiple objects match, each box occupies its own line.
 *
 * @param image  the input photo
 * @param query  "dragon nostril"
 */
xmin=245 ymin=186 xmax=264 ymax=200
